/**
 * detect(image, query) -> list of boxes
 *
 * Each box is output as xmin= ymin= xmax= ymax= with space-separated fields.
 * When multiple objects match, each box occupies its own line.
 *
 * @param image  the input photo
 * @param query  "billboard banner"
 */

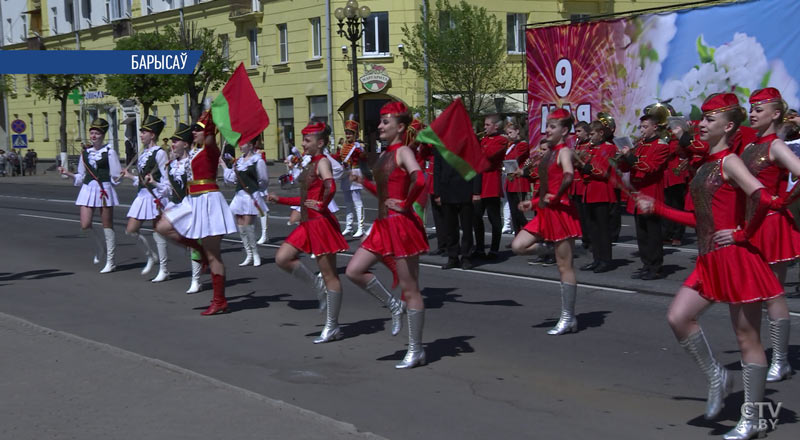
xmin=526 ymin=0 xmax=800 ymax=143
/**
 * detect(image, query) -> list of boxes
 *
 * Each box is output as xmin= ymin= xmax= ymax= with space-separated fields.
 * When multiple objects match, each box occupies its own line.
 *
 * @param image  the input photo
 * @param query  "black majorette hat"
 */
xmin=170 ymin=122 xmax=193 ymax=143
xmin=140 ymin=115 xmax=166 ymax=137
xmin=89 ymin=118 xmax=110 ymax=134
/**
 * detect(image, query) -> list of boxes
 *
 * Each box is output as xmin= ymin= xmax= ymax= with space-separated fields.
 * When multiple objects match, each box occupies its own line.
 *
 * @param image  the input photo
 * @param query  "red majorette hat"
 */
xmin=344 ymin=119 xmax=359 ymax=132
xmin=380 ymin=101 xmax=408 ymax=117
xmin=749 ymin=87 xmax=782 ymax=106
xmin=301 ymin=122 xmax=327 ymax=135
xmin=701 ymin=93 xmax=741 ymax=116
xmin=548 ymin=108 xmax=571 ymax=121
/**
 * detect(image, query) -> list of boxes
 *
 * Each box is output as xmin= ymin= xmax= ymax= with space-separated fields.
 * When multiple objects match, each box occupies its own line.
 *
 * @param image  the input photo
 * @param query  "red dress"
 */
xmin=361 ymin=143 xmax=429 ymax=257
xmin=740 ymin=133 xmax=800 ymax=263
xmin=523 ymin=144 xmax=582 ymax=241
xmin=680 ymin=149 xmax=783 ymax=303
xmin=281 ymin=155 xmax=349 ymax=256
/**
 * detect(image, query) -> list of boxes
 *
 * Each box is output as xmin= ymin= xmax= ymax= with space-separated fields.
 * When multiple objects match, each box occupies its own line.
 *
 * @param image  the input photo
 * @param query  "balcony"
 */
xmin=229 ymin=0 xmax=263 ymax=25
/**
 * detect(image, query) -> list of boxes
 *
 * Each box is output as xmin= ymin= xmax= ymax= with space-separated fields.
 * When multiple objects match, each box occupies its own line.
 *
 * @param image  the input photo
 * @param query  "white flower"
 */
xmin=713 ymin=33 xmax=768 ymax=91
xmin=767 ymin=59 xmax=800 ymax=110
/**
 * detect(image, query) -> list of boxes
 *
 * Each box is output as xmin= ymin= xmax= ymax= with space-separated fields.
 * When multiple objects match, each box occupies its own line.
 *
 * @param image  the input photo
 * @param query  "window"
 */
xmin=310 ymin=18 xmax=321 ymax=59
xmin=28 ymin=113 xmax=34 ymax=141
xmin=111 ymin=0 xmax=131 ymax=20
xmin=248 ymin=28 xmax=259 ymax=66
xmin=151 ymin=106 xmax=158 ymax=117
xmin=82 ymin=0 xmax=92 ymax=20
xmin=276 ymin=98 xmax=294 ymax=159
xmin=51 ymin=7 xmax=57 ymax=34
xmin=74 ymin=110 xmax=81 ymax=140
xmin=21 ymin=13 xmax=27 ymax=38
xmin=65 ymin=0 xmax=75 ymax=31
xmin=277 ymin=24 xmax=288 ymax=63
xmin=251 ymin=0 xmax=261 ymax=12
xmin=105 ymin=0 xmax=111 ymax=21
xmin=146 ymin=0 xmax=153 ymax=15
xmin=220 ymin=34 xmax=230 ymax=61
xmin=25 ymin=74 xmax=31 ymax=92
xmin=438 ymin=11 xmax=454 ymax=30
xmin=363 ymin=12 xmax=389 ymax=56
xmin=309 ymin=96 xmax=327 ymax=124
xmin=507 ymin=13 xmax=527 ymax=53
xmin=43 ymin=113 xmax=49 ymax=141
xmin=570 ymin=14 xmax=590 ymax=24
xmin=173 ymin=104 xmax=180 ymax=129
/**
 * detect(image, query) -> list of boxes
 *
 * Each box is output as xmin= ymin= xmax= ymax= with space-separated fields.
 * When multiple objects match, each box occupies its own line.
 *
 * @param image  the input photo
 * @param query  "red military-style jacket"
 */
xmin=571 ymin=139 xmax=591 ymax=197
xmin=479 ymin=134 xmax=509 ymax=198
xmin=505 ymin=140 xmax=530 ymax=193
xmin=618 ymin=135 xmax=670 ymax=214
xmin=582 ymin=142 xmax=618 ymax=204
xmin=664 ymin=138 xmax=689 ymax=188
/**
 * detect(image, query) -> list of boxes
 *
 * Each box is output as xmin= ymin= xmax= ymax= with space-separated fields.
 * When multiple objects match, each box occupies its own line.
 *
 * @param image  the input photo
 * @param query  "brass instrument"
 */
xmin=475 ymin=130 xmax=486 ymax=140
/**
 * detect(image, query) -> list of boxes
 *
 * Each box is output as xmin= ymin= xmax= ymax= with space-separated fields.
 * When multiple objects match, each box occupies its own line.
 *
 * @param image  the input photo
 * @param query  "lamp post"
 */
xmin=334 ymin=0 xmax=371 ymax=128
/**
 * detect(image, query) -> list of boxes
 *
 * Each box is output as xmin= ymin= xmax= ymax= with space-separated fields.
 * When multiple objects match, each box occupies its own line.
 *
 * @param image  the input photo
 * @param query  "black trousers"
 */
xmin=443 ymin=202 xmax=474 ymax=259
xmin=507 ymin=192 xmax=528 ymax=233
xmin=585 ymin=202 xmax=612 ymax=264
xmin=430 ymin=194 xmax=447 ymax=251
xmin=573 ymin=195 xmax=590 ymax=248
xmin=634 ymin=212 xmax=663 ymax=271
xmin=610 ymin=190 xmax=623 ymax=242
xmin=473 ymin=196 xmax=502 ymax=253
xmin=663 ymin=184 xmax=687 ymax=241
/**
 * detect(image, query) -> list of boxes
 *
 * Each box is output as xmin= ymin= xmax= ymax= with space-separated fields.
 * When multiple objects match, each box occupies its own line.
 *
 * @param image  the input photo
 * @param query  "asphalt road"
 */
xmin=0 ymin=174 xmax=798 ymax=439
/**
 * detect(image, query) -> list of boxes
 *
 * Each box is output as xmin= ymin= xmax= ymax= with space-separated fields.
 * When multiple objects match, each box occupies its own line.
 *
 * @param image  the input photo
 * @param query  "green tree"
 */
xmin=165 ymin=22 xmax=234 ymax=121
xmin=31 ymin=74 xmax=101 ymax=155
xmin=106 ymin=30 xmax=181 ymax=118
xmin=402 ymin=0 xmax=517 ymax=120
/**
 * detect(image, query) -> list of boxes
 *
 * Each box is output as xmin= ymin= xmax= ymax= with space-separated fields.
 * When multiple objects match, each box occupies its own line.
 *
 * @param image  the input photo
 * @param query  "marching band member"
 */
xmin=663 ymin=123 xmax=689 ymax=246
xmin=637 ymin=93 xmax=782 ymax=439
xmin=255 ymin=141 xmax=270 ymax=244
xmin=472 ymin=114 xmax=509 ymax=259
xmin=337 ymin=118 xmax=366 ymax=238
xmin=122 ymin=115 xmax=171 ymax=282
xmin=269 ymin=122 xmax=349 ymax=343
xmin=617 ymin=104 xmax=671 ymax=280
xmin=579 ymin=114 xmax=618 ymax=273
xmin=220 ymin=138 xmax=269 ymax=267
xmin=512 ymin=109 xmax=582 ymax=335
xmin=741 ymin=87 xmax=800 ymax=383
xmin=152 ymin=123 xmax=203 ymax=293
xmin=503 ymin=118 xmax=530 ymax=235
xmin=346 ymin=102 xmax=429 ymax=368
xmin=58 ymin=118 xmax=121 ymax=273
xmin=155 ymin=112 xmax=238 ymax=315
xmin=572 ymin=121 xmax=592 ymax=249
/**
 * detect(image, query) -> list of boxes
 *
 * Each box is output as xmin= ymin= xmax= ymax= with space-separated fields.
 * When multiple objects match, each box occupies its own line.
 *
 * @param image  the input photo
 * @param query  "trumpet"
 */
xmin=475 ymin=130 xmax=486 ymax=140
xmin=573 ymin=149 xmax=590 ymax=168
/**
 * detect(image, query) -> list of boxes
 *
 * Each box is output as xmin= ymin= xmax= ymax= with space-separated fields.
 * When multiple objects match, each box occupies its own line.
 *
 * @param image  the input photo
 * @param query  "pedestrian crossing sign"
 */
xmin=12 ymin=134 xmax=27 ymax=148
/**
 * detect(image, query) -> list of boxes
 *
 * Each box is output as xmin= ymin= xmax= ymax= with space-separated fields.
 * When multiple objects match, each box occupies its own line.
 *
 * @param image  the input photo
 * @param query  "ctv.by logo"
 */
xmin=742 ymin=402 xmax=782 ymax=431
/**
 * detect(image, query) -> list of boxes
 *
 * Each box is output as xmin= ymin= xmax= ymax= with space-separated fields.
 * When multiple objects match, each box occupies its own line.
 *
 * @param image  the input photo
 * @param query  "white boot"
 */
xmin=238 ymin=225 xmax=253 ymax=266
xmin=502 ymin=200 xmax=512 ymax=234
xmin=131 ymin=232 xmax=157 ymax=275
xmin=257 ymin=214 xmax=269 ymax=244
xmin=151 ymin=232 xmax=170 ymax=282
xmin=247 ymin=224 xmax=261 ymax=267
xmin=100 ymin=228 xmax=116 ymax=273
xmin=90 ymin=226 xmax=104 ymax=264
xmin=186 ymin=259 xmax=202 ymax=294
xmin=342 ymin=214 xmax=353 ymax=236
xmin=352 ymin=203 xmax=365 ymax=238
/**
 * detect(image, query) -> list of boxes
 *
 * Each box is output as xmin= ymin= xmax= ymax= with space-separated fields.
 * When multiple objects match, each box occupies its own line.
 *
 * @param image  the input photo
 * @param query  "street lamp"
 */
xmin=334 ymin=0 xmax=371 ymax=128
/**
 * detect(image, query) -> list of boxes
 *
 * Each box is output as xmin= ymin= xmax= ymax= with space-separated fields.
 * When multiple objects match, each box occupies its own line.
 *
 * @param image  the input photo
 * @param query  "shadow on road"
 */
xmin=421 ymin=287 xmax=522 ymax=309
xmin=376 ymin=335 xmax=475 ymax=365
xmin=0 ymin=269 xmax=74 ymax=281
xmin=532 ymin=310 xmax=612 ymax=332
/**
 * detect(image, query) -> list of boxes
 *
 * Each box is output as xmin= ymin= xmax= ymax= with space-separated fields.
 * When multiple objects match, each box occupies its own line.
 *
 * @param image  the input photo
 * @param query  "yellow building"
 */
xmin=0 ymin=0 xmax=738 ymax=162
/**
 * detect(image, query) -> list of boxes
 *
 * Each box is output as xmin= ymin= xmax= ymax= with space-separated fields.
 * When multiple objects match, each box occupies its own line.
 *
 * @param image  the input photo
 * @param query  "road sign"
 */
xmin=11 ymin=119 xmax=26 ymax=134
xmin=12 ymin=134 xmax=28 ymax=148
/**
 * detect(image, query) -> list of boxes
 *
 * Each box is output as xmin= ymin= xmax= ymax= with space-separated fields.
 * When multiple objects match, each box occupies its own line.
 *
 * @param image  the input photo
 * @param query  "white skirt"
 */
xmin=165 ymin=191 xmax=238 ymax=239
xmin=127 ymin=188 xmax=167 ymax=220
xmin=75 ymin=181 xmax=119 ymax=207
xmin=229 ymin=190 xmax=269 ymax=216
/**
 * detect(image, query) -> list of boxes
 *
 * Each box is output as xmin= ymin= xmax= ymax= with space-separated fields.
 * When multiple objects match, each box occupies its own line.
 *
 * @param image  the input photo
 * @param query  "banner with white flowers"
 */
xmin=526 ymin=0 xmax=799 ymax=143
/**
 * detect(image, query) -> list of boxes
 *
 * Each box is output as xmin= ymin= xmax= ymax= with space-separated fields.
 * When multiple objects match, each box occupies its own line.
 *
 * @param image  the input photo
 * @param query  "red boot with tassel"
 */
xmin=202 ymin=273 xmax=228 ymax=315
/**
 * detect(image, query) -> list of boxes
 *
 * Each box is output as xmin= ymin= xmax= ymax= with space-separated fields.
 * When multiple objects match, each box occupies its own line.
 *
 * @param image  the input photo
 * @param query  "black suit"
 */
xmin=433 ymin=150 xmax=480 ymax=260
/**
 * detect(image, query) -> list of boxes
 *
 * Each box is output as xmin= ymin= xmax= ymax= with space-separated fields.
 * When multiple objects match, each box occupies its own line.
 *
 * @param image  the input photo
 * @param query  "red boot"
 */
xmin=201 ymin=273 xmax=228 ymax=316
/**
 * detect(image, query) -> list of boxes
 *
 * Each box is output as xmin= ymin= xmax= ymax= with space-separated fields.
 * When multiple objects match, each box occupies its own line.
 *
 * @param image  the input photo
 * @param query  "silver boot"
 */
xmin=363 ymin=276 xmax=405 ymax=336
xmin=679 ymin=329 xmax=733 ymax=419
xmin=314 ymin=290 xmax=343 ymax=344
xmin=99 ymin=228 xmax=116 ymax=274
xmin=767 ymin=318 xmax=792 ymax=382
xmin=314 ymin=272 xmax=327 ymax=313
xmin=548 ymin=283 xmax=578 ymax=335
xmin=151 ymin=232 xmax=170 ymax=282
xmin=723 ymin=363 xmax=768 ymax=440
xmin=291 ymin=262 xmax=326 ymax=310
xmin=396 ymin=309 xmax=426 ymax=369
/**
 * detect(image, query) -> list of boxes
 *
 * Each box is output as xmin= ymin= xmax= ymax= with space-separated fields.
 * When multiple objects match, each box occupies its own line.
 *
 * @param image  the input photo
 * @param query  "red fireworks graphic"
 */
xmin=526 ymin=19 xmax=627 ymax=144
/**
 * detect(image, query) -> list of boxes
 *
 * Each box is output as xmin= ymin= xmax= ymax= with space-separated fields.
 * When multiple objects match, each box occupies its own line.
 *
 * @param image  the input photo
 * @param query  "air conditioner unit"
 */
xmin=112 ymin=19 xmax=132 ymax=38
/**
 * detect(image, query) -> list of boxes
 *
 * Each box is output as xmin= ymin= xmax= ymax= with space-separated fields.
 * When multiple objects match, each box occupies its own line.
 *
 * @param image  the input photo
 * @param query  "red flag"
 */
xmin=416 ymin=99 xmax=488 ymax=180
xmin=211 ymin=63 xmax=270 ymax=146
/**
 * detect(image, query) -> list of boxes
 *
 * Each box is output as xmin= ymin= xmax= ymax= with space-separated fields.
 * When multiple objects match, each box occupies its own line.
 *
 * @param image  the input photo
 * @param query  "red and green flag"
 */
xmin=211 ymin=63 xmax=270 ymax=146
xmin=415 ymin=99 xmax=487 ymax=181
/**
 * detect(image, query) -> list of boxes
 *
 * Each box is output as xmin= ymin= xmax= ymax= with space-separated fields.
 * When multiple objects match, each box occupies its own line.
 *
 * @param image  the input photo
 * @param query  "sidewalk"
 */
xmin=0 ymin=312 xmax=384 ymax=440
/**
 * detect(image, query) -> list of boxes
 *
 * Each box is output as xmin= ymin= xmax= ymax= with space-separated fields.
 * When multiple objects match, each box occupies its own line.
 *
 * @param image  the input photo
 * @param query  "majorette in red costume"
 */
xmin=158 ymin=111 xmax=238 ymax=316
xmin=512 ymin=108 xmax=581 ymax=336
xmin=638 ymin=93 xmax=781 ymax=439
xmin=270 ymin=121 xmax=349 ymax=344
xmin=346 ymin=101 xmax=429 ymax=369
xmin=740 ymin=86 xmax=800 ymax=384
xmin=336 ymin=117 xmax=366 ymax=237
